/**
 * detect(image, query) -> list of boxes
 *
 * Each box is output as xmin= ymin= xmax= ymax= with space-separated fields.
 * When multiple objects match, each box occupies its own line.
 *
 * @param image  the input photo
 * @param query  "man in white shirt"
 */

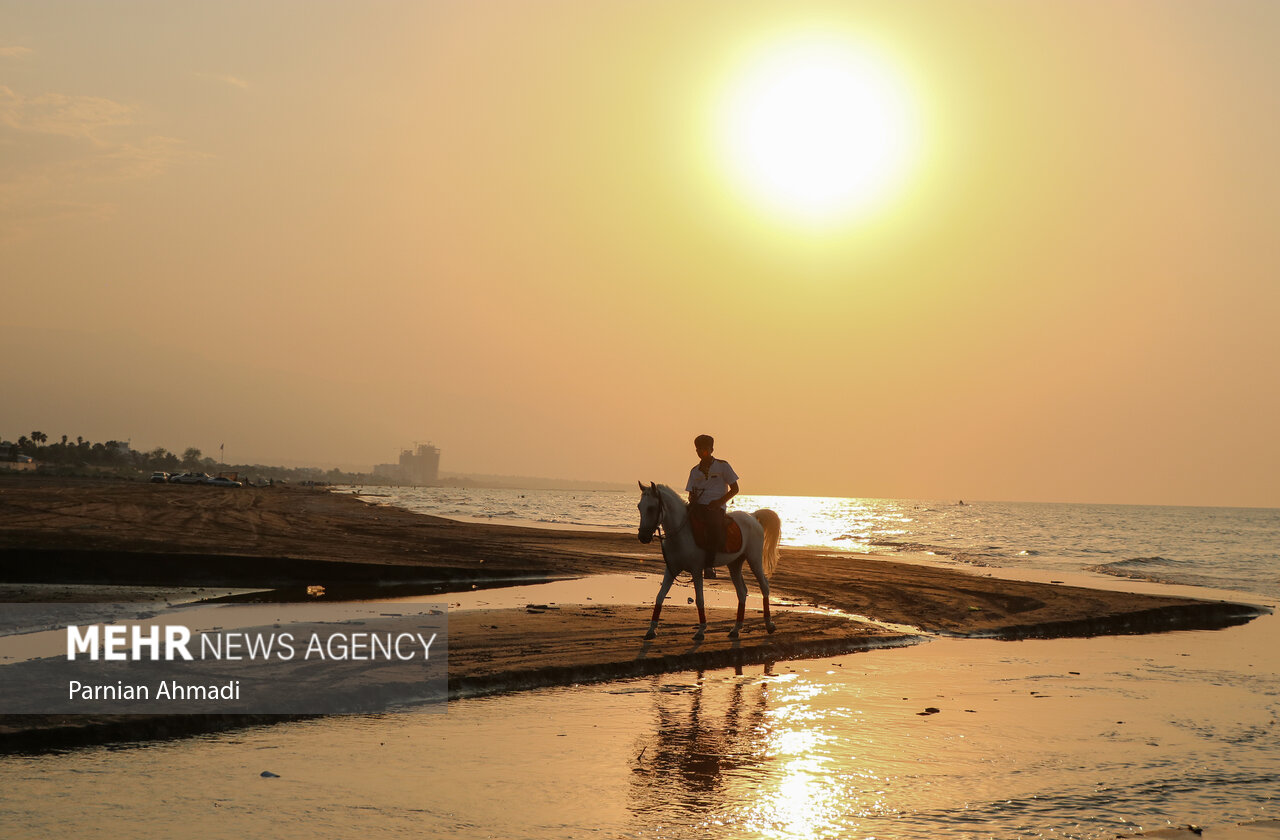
xmin=685 ymin=434 xmax=739 ymax=579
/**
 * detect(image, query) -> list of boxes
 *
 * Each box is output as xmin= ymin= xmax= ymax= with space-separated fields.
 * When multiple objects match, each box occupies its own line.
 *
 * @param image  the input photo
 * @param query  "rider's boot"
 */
xmin=703 ymin=549 xmax=717 ymax=579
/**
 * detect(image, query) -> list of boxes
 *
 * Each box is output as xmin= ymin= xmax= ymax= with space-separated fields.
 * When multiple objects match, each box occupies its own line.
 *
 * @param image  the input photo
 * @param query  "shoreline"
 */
xmin=0 ymin=476 xmax=1269 ymax=751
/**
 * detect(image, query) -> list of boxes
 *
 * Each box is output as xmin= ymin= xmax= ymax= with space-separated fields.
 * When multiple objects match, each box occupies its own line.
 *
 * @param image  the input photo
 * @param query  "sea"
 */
xmin=340 ymin=486 xmax=1280 ymax=602
xmin=1 ymin=489 xmax=1278 ymax=839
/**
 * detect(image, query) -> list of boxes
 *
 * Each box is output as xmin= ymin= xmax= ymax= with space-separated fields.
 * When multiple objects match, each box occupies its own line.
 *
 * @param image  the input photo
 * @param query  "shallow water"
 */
xmin=3 ymin=608 xmax=1277 ymax=838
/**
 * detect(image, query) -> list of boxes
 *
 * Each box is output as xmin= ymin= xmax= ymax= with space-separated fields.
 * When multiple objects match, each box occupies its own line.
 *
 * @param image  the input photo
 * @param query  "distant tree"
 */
xmin=181 ymin=448 xmax=203 ymax=470
xmin=102 ymin=441 xmax=126 ymax=465
xmin=148 ymin=448 xmax=180 ymax=472
xmin=30 ymin=431 xmax=47 ymax=446
xmin=17 ymin=436 xmax=30 ymax=455
xmin=45 ymin=440 xmax=68 ymax=465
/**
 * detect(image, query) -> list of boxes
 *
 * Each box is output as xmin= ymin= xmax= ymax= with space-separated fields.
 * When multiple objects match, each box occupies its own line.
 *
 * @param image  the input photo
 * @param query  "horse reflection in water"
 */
xmin=628 ymin=666 xmax=774 ymax=814
xmin=637 ymin=482 xmax=782 ymax=641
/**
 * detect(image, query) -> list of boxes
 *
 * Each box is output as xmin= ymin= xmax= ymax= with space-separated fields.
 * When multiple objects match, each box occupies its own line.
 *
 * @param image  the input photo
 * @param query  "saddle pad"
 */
xmin=690 ymin=515 xmax=743 ymax=554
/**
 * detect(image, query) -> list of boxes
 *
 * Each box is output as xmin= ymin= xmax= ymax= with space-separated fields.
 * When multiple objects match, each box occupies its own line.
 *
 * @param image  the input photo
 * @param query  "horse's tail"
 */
xmin=752 ymin=508 xmax=782 ymax=577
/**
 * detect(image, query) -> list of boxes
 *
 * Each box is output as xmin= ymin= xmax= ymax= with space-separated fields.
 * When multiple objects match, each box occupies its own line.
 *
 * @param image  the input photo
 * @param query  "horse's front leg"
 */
xmin=645 ymin=569 xmax=676 ymax=640
xmin=692 ymin=572 xmax=707 ymax=642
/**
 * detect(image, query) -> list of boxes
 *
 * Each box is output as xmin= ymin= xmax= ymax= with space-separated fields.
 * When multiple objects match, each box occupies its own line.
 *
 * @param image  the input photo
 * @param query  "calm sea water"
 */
xmin=2 ymin=490 xmax=1277 ymax=838
xmin=342 ymin=486 xmax=1280 ymax=602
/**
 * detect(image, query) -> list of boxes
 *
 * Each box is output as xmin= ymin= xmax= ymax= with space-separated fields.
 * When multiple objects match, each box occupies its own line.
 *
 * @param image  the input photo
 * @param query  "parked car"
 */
xmin=149 ymin=472 xmax=170 ymax=483
xmin=170 ymin=472 xmax=212 ymax=484
xmin=207 ymin=476 xmax=243 ymax=488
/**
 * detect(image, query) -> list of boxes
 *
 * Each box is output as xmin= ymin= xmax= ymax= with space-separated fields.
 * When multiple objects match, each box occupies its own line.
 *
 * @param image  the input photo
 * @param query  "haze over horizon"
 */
xmin=3 ymin=2 xmax=1278 ymax=508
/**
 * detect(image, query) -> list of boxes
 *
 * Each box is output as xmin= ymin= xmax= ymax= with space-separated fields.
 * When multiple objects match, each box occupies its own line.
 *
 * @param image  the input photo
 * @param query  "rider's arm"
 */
xmin=704 ymin=481 xmax=739 ymax=508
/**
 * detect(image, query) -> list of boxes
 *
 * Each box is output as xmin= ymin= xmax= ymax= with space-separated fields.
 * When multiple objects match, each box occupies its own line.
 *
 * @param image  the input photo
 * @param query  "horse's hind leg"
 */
xmin=750 ymin=558 xmax=777 ymax=634
xmin=728 ymin=562 xmax=747 ymax=639
xmin=646 ymin=569 xmax=676 ymax=640
xmin=692 ymin=573 xmax=707 ymax=642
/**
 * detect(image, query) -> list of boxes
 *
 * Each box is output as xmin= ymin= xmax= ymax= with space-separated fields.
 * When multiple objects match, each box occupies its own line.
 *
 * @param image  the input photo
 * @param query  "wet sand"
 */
xmin=0 ymin=477 xmax=1267 ymax=750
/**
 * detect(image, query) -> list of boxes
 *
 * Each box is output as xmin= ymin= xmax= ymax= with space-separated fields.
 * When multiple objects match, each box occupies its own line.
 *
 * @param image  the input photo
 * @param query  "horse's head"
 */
xmin=637 ymin=481 xmax=662 ymax=543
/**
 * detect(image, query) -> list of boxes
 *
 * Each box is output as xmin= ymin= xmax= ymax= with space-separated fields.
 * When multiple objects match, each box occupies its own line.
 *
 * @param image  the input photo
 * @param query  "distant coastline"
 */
xmin=0 ymin=432 xmax=629 ymax=492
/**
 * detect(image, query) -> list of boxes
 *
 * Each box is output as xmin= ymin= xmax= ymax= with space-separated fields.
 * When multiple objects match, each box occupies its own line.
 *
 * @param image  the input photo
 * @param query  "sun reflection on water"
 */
xmin=752 ymin=756 xmax=845 ymax=839
xmin=743 ymin=690 xmax=904 ymax=839
xmin=622 ymin=667 xmax=919 ymax=839
xmin=735 ymin=494 xmax=914 ymax=552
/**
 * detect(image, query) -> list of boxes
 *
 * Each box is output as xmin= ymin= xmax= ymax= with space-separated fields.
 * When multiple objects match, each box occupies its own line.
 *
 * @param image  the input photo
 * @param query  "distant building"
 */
xmin=372 ymin=443 xmax=441 ymax=485
xmin=399 ymin=443 xmax=440 ymax=485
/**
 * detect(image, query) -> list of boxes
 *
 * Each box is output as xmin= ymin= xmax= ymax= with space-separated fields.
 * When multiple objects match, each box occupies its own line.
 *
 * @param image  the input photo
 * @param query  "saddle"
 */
xmin=690 ymin=514 xmax=743 ymax=555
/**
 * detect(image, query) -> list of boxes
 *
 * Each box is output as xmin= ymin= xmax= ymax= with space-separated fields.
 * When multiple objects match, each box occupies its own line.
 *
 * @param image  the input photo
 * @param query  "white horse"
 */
xmin=636 ymin=482 xmax=782 ymax=641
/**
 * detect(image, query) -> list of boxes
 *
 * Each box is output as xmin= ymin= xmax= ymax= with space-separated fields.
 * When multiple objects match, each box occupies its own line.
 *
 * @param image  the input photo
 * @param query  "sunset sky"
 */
xmin=3 ymin=1 xmax=1277 ymax=507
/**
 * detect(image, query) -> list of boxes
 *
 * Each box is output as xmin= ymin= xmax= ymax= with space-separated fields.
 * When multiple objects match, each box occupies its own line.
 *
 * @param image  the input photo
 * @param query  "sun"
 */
xmin=717 ymin=34 xmax=920 ymax=226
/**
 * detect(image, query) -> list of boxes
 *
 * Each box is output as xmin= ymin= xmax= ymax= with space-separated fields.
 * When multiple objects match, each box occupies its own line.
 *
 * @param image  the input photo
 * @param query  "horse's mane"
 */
xmin=654 ymin=483 xmax=684 ymax=507
xmin=653 ymin=484 xmax=687 ymax=524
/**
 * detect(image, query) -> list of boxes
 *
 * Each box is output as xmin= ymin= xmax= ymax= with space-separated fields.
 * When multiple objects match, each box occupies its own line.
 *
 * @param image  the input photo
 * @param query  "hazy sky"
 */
xmin=3 ymin=1 xmax=1278 ymax=506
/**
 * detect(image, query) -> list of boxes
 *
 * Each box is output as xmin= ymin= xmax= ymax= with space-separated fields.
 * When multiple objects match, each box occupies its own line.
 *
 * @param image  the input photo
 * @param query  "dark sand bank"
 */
xmin=0 ymin=606 xmax=911 ymax=752
xmin=0 ymin=477 xmax=1267 ymax=751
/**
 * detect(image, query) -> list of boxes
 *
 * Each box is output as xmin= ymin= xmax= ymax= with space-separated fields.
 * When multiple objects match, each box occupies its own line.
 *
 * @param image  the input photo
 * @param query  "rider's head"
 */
xmin=694 ymin=434 xmax=714 ymax=458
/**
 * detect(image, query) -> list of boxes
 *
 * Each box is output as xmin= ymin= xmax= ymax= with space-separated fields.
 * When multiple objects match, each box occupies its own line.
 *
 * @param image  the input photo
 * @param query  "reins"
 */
xmin=653 ymin=489 xmax=669 ymax=566
xmin=649 ymin=487 xmax=697 ymax=569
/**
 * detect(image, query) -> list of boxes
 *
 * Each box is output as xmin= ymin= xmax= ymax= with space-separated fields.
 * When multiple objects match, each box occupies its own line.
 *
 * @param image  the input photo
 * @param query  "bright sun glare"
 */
xmin=718 ymin=34 xmax=919 ymax=226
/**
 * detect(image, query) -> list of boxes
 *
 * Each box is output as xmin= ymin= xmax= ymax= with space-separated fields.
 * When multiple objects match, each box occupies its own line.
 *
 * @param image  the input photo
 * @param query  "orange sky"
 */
xmin=3 ymin=1 xmax=1278 ymax=506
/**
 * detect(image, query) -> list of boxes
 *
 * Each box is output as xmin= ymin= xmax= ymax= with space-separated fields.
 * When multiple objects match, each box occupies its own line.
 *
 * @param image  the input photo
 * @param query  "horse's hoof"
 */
xmin=643 ymin=630 xmax=656 ymax=640
xmin=766 ymin=622 xmax=777 ymax=634
xmin=693 ymin=630 xmax=705 ymax=642
xmin=727 ymin=627 xmax=740 ymax=640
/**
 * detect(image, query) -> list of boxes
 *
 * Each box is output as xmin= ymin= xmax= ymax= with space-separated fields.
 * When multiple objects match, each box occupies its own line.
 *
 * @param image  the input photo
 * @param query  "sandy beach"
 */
xmin=0 ymin=476 xmax=1266 ymax=756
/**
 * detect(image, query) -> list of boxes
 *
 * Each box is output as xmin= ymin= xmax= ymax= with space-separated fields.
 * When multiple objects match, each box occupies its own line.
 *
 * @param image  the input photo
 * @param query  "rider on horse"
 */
xmin=685 ymin=434 xmax=739 ymax=579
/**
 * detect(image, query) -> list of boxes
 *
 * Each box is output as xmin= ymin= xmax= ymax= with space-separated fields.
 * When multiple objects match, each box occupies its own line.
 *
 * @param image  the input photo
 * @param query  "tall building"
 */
xmin=398 ymin=443 xmax=440 ymax=485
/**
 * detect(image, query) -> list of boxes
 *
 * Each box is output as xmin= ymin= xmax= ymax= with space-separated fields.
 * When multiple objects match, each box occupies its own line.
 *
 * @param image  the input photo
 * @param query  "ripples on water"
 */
xmin=342 ymin=486 xmax=1280 ymax=601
